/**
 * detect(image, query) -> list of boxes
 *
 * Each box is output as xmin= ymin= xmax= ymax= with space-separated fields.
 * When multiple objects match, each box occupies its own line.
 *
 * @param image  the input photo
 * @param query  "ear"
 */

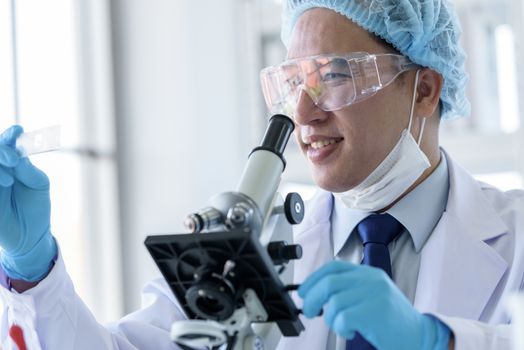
xmin=415 ymin=68 xmax=443 ymax=118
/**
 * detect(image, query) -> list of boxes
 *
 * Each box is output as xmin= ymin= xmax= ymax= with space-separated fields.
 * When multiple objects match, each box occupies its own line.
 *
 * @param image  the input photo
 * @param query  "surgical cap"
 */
xmin=281 ymin=0 xmax=470 ymax=120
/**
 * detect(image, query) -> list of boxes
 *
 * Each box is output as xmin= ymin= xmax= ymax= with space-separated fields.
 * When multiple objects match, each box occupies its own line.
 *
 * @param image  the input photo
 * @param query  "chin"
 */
xmin=311 ymin=170 xmax=360 ymax=193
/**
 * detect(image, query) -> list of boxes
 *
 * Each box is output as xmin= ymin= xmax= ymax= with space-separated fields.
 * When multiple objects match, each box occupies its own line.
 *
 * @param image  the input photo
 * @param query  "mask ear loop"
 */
xmin=417 ymin=118 xmax=426 ymax=146
xmin=407 ymin=69 xmax=426 ymax=146
xmin=407 ymin=69 xmax=421 ymax=133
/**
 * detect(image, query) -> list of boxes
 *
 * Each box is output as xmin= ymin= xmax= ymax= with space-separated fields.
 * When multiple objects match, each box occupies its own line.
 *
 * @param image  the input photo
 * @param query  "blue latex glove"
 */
xmin=0 ymin=125 xmax=57 ymax=282
xmin=299 ymin=261 xmax=451 ymax=350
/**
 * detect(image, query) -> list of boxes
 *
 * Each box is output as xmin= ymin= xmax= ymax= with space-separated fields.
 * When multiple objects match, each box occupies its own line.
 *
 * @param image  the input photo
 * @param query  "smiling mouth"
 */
xmin=308 ymin=138 xmax=343 ymax=150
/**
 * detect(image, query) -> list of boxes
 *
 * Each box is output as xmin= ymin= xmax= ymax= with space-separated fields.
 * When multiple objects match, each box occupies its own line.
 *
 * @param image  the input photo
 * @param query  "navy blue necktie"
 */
xmin=345 ymin=214 xmax=404 ymax=350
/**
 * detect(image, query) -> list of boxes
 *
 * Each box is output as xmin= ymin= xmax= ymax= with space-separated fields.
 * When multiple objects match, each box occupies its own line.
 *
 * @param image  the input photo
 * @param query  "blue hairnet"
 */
xmin=281 ymin=0 xmax=470 ymax=120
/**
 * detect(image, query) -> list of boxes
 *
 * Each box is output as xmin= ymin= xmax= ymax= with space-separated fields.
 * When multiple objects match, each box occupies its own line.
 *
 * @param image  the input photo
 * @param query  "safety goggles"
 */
xmin=260 ymin=52 xmax=420 ymax=116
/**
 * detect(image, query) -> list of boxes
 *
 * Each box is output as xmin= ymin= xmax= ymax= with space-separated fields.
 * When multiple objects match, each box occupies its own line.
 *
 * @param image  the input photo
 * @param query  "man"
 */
xmin=0 ymin=1 xmax=522 ymax=349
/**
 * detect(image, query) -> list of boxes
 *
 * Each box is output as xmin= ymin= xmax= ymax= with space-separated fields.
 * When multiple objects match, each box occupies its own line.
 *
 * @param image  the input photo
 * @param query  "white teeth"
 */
xmin=310 ymin=139 xmax=339 ymax=149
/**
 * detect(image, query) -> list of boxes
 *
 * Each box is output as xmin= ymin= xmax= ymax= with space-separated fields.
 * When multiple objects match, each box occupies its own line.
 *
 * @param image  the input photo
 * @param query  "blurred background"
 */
xmin=0 ymin=0 xmax=523 ymax=323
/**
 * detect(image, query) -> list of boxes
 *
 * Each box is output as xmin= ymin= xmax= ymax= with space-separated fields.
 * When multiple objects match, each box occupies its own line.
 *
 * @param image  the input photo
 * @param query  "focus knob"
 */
xmin=284 ymin=192 xmax=304 ymax=225
xmin=267 ymin=241 xmax=303 ymax=265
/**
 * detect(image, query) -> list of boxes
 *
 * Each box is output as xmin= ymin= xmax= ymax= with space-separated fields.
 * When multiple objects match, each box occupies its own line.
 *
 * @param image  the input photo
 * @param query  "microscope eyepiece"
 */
xmin=250 ymin=114 xmax=294 ymax=169
xmin=260 ymin=114 xmax=294 ymax=157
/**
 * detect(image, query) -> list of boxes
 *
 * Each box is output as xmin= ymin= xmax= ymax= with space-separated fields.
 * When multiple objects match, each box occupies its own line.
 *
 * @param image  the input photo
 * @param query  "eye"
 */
xmin=319 ymin=58 xmax=351 ymax=83
xmin=284 ymin=76 xmax=303 ymax=94
xmin=287 ymin=76 xmax=301 ymax=86
xmin=323 ymin=72 xmax=351 ymax=82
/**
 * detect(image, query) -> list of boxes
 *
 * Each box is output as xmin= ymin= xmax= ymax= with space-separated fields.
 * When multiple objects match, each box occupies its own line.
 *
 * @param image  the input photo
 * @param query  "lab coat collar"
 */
xmin=414 ymin=150 xmax=509 ymax=320
xmin=443 ymin=149 xmax=508 ymax=241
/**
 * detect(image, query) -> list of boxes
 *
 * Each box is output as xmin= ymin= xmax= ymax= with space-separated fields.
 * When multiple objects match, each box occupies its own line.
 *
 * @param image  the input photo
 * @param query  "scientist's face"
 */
xmin=288 ymin=8 xmax=423 ymax=193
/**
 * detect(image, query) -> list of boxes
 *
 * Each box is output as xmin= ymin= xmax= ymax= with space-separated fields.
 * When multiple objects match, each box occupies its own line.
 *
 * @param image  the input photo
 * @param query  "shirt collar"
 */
xmin=331 ymin=151 xmax=449 ymax=256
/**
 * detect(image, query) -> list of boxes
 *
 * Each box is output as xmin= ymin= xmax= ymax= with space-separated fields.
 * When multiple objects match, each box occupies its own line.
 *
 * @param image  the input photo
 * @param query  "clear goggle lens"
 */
xmin=260 ymin=52 xmax=419 ymax=116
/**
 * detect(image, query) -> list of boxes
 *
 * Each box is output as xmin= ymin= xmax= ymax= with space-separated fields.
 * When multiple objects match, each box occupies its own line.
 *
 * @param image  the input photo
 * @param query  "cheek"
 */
xmin=332 ymin=107 xmax=381 ymax=159
xmin=346 ymin=91 xmax=409 ymax=149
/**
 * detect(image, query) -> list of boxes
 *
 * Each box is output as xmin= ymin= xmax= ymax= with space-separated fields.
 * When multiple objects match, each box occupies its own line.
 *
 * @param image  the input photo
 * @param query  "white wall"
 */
xmin=110 ymin=0 xmax=258 ymax=312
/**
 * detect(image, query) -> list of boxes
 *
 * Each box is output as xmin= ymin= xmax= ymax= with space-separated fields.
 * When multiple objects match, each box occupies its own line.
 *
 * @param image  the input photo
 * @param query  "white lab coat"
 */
xmin=1 ymin=151 xmax=523 ymax=350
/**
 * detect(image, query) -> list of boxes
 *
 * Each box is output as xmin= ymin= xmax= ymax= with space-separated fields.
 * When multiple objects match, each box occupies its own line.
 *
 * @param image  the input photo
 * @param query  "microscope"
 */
xmin=145 ymin=114 xmax=306 ymax=350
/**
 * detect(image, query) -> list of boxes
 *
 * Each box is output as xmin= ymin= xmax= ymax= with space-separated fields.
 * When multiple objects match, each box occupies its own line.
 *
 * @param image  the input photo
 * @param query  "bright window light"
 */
xmin=495 ymin=24 xmax=520 ymax=134
xmin=14 ymin=0 xmax=95 ymax=317
xmin=0 ymin=0 xmax=15 ymax=128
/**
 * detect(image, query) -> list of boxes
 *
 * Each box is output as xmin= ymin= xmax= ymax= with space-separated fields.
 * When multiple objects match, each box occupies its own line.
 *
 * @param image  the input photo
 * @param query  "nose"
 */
xmin=293 ymin=88 xmax=329 ymax=126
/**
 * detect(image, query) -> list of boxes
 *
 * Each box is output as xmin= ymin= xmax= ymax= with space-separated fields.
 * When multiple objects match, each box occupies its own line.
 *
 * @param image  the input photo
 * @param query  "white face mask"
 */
xmin=333 ymin=70 xmax=431 ymax=212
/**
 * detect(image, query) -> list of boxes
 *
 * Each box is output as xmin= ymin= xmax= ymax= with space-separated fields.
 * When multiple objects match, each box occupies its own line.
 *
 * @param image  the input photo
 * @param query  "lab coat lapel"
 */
xmin=414 ymin=152 xmax=509 ymax=320
xmin=277 ymin=191 xmax=333 ymax=350
xmin=292 ymin=190 xmax=333 ymax=284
